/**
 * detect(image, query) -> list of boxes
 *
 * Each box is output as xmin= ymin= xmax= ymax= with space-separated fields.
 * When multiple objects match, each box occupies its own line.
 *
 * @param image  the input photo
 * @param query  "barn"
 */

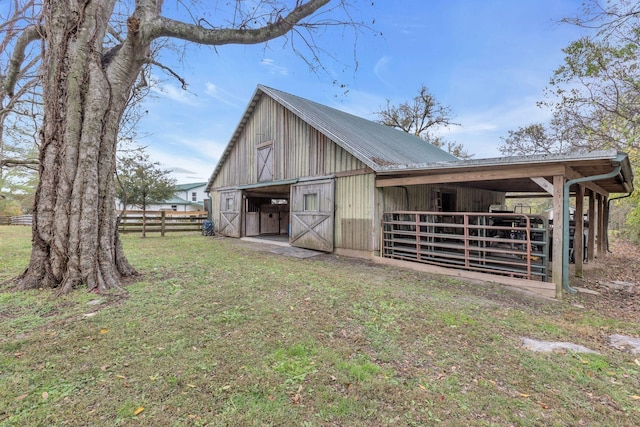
xmin=205 ymin=85 xmax=634 ymax=298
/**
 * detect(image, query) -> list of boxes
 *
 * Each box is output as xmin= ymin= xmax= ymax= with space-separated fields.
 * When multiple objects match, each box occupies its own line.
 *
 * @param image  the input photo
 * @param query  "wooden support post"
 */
xmin=574 ymin=184 xmax=584 ymax=278
xmin=597 ymin=194 xmax=606 ymax=257
xmin=161 ymin=210 xmax=166 ymax=237
xmin=552 ymin=175 xmax=565 ymax=300
xmin=588 ymin=191 xmax=596 ymax=262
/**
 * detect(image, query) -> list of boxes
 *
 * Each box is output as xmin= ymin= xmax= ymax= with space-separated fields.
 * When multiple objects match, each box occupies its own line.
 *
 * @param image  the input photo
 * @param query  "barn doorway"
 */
xmin=243 ymin=194 xmax=290 ymax=239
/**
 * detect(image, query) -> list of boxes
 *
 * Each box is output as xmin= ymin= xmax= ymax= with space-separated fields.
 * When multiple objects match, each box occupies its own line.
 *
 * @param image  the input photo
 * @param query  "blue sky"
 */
xmin=140 ymin=0 xmax=587 ymax=183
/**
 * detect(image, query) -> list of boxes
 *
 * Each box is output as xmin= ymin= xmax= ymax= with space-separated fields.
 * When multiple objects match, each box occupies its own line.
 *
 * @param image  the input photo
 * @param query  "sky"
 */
xmin=138 ymin=0 xmax=588 ymax=184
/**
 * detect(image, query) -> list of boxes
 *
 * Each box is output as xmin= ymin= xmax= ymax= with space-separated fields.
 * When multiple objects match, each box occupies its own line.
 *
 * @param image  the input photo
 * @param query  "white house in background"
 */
xmin=117 ymin=182 xmax=208 ymax=212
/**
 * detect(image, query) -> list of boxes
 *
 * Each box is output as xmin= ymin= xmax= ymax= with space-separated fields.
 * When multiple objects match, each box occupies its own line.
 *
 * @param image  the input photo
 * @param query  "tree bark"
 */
xmin=17 ymin=0 xmax=141 ymax=293
xmin=11 ymin=0 xmax=332 ymax=293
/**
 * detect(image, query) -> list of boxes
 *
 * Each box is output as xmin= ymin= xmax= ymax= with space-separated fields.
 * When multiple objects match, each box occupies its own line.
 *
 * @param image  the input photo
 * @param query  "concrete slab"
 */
xmin=268 ymin=246 xmax=324 ymax=259
xmin=609 ymin=334 xmax=640 ymax=354
xmin=521 ymin=337 xmax=599 ymax=354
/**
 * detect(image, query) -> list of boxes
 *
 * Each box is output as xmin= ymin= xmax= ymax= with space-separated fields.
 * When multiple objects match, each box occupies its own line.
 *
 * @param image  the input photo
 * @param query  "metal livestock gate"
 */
xmin=381 ymin=211 xmax=549 ymax=281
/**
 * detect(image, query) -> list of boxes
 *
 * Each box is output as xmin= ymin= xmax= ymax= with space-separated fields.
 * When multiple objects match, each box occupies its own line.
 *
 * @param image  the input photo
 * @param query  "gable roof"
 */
xmin=206 ymin=85 xmax=458 ymax=191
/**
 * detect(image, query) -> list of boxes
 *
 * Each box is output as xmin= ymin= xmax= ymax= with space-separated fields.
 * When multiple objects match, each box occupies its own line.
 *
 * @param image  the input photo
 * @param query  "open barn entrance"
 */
xmin=244 ymin=192 xmax=290 ymax=240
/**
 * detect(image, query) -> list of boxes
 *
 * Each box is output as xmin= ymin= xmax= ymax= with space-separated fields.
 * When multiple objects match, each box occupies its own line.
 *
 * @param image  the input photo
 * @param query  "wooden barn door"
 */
xmin=257 ymin=142 xmax=273 ymax=182
xmin=290 ymin=179 xmax=335 ymax=252
xmin=218 ymin=190 xmax=242 ymax=237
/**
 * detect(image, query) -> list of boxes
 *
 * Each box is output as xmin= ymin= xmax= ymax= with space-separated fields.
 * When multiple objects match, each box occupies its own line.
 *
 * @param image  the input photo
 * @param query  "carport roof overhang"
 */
xmin=374 ymin=150 xmax=634 ymax=196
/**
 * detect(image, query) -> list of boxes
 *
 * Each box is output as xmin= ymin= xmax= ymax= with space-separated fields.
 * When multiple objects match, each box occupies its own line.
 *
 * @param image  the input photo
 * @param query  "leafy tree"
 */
xmin=499 ymin=0 xmax=640 ymax=239
xmin=4 ymin=0 xmax=358 ymax=293
xmin=116 ymin=151 xmax=176 ymax=238
xmin=375 ymin=84 xmax=471 ymax=159
xmin=542 ymin=0 xmax=639 ymax=154
xmin=499 ymin=122 xmax=574 ymax=156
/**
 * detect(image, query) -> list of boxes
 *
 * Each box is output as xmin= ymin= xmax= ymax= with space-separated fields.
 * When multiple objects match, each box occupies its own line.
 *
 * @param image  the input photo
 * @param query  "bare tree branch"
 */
xmin=0 ymin=157 xmax=38 ymax=169
xmin=145 ymin=0 xmax=330 ymax=46
xmin=4 ymin=23 xmax=42 ymax=97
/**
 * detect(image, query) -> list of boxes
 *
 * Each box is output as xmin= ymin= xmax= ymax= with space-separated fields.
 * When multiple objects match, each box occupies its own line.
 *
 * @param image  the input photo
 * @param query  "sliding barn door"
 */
xmin=290 ymin=179 xmax=335 ymax=252
xmin=218 ymin=190 xmax=242 ymax=237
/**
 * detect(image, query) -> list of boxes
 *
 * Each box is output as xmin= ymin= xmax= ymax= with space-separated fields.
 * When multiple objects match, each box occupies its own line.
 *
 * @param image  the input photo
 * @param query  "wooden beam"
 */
xmin=334 ymin=168 xmax=373 ymax=178
xmin=588 ymin=191 xmax=596 ymax=262
xmin=597 ymin=194 xmax=606 ymax=257
xmin=574 ymin=184 xmax=584 ymax=278
xmin=530 ymin=177 xmax=553 ymax=194
xmin=375 ymin=164 xmax=567 ymax=188
xmin=552 ymin=175 xmax=565 ymax=300
xmin=565 ymin=166 xmax=609 ymax=198
xmin=374 ymin=256 xmax=556 ymax=299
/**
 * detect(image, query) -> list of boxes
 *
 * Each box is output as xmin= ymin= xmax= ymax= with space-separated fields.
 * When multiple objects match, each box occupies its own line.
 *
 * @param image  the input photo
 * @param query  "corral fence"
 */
xmin=0 ymin=214 xmax=33 ymax=226
xmin=118 ymin=210 xmax=208 ymax=236
xmin=382 ymin=211 xmax=549 ymax=281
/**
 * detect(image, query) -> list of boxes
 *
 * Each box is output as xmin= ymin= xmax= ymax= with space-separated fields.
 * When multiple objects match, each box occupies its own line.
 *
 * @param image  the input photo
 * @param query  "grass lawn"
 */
xmin=1 ymin=225 xmax=639 ymax=426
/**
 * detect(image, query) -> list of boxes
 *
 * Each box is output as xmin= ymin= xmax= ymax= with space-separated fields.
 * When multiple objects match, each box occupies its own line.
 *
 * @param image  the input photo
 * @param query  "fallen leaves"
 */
xmin=134 ymin=406 xmax=145 ymax=416
xmin=290 ymin=385 xmax=303 ymax=405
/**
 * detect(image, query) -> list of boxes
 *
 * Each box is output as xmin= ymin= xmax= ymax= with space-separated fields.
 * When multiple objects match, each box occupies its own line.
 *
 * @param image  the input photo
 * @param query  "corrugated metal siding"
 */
xmin=382 ymin=184 xmax=505 ymax=212
xmin=334 ymin=174 xmax=375 ymax=251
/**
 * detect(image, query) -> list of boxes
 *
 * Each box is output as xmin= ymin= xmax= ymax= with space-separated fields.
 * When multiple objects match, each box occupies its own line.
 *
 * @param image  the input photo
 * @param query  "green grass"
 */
xmin=1 ymin=225 xmax=640 ymax=426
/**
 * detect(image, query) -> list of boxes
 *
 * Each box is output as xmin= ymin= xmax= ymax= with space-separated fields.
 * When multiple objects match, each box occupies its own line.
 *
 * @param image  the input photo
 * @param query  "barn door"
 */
xmin=218 ymin=190 xmax=242 ymax=237
xmin=290 ymin=179 xmax=334 ymax=252
xmin=257 ymin=143 xmax=274 ymax=182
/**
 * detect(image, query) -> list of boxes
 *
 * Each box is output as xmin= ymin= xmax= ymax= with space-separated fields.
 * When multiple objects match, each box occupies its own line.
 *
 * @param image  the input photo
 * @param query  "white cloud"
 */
xmin=260 ymin=58 xmax=289 ymax=76
xmin=204 ymin=82 xmax=245 ymax=107
xmin=151 ymin=83 xmax=200 ymax=106
xmin=146 ymin=147 xmax=218 ymax=183
xmin=373 ymin=56 xmax=392 ymax=87
xmin=434 ymin=96 xmax=555 ymax=159
xmin=140 ymin=133 xmax=228 ymax=184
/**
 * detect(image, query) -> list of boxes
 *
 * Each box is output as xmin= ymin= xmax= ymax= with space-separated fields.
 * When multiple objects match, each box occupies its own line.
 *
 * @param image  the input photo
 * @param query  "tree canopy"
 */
xmin=375 ymin=85 xmax=471 ymax=159
xmin=116 ymin=151 xmax=176 ymax=237
xmin=499 ymin=0 xmax=640 ymax=240
xmin=500 ymin=0 xmax=639 ymax=157
xmin=116 ymin=151 xmax=176 ymax=211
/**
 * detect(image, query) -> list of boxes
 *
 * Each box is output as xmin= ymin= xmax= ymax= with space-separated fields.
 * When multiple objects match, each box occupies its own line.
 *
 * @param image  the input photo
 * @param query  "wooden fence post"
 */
xmin=161 ymin=210 xmax=166 ymax=237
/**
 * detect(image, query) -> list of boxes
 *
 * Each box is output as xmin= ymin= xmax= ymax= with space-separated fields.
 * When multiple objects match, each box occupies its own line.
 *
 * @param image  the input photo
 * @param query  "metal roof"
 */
xmin=259 ymin=85 xmax=459 ymax=169
xmin=174 ymin=182 xmax=207 ymax=191
xmin=206 ymin=85 xmax=458 ymax=191
xmin=160 ymin=196 xmax=203 ymax=206
xmin=205 ymin=85 xmax=634 ymax=196
xmin=375 ymin=149 xmax=634 ymax=195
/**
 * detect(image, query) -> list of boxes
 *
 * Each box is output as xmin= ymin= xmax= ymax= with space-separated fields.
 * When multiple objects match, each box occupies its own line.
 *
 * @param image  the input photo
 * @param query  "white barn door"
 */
xmin=290 ymin=179 xmax=335 ymax=252
xmin=218 ymin=190 xmax=242 ymax=237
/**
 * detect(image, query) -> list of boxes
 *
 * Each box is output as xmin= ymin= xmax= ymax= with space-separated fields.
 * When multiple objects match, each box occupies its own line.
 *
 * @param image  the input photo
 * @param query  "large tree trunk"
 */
xmin=17 ymin=1 xmax=143 ymax=293
xmin=11 ymin=0 xmax=332 ymax=293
